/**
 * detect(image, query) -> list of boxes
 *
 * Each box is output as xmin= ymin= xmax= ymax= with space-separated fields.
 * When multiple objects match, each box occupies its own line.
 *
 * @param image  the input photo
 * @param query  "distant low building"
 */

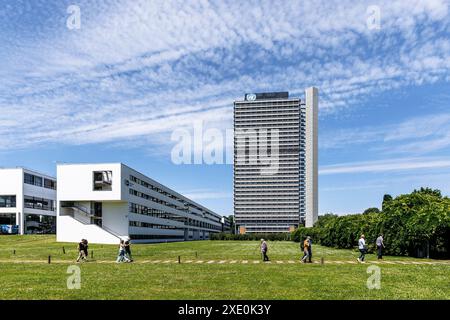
xmin=0 ymin=168 xmax=57 ymax=234
xmin=221 ymin=216 xmax=232 ymax=233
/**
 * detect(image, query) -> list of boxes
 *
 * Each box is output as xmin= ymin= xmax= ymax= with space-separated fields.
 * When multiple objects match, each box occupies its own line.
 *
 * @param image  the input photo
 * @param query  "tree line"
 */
xmin=292 ymin=188 xmax=450 ymax=258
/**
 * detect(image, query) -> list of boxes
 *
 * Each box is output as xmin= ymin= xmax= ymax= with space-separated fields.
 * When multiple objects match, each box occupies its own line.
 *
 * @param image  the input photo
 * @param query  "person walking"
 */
xmin=82 ymin=239 xmax=88 ymax=260
xmin=301 ymin=237 xmax=310 ymax=263
xmin=260 ymin=239 xmax=269 ymax=262
xmin=307 ymin=236 xmax=312 ymax=263
xmin=124 ymin=240 xmax=133 ymax=262
xmin=376 ymin=234 xmax=385 ymax=259
xmin=76 ymin=239 xmax=87 ymax=262
xmin=116 ymin=239 xmax=130 ymax=263
xmin=357 ymin=234 xmax=366 ymax=263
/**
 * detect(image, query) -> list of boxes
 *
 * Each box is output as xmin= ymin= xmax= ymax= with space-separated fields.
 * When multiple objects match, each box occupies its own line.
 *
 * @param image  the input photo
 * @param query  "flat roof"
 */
xmin=0 ymin=167 xmax=55 ymax=179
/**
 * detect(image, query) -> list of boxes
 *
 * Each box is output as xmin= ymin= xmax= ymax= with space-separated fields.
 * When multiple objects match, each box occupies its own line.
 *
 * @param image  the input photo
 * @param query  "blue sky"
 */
xmin=1 ymin=0 xmax=450 ymax=215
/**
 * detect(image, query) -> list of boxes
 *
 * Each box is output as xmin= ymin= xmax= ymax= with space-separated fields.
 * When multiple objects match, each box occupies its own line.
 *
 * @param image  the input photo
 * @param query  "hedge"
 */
xmin=210 ymin=232 xmax=291 ymax=241
xmin=291 ymin=188 xmax=450 ymax=258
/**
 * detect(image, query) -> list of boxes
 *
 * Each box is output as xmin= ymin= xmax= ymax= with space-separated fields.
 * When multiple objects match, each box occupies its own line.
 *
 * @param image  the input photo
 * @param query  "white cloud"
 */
xmin=319 ymin=157 xmax=450 ymax=175
xmin=0 ymin=0 xmax=449 ymax=152
xmin=180 ymin=189 xmax=233 ymax=200
xmin=321 ymin=112 xmax=450 ymax=154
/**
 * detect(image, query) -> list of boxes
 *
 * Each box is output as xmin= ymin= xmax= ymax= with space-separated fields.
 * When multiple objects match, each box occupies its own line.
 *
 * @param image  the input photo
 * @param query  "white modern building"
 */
xmin=57 ymin=163 xmax=224 ymax=244
xmin=234 ymin=88 xmax=318 ymax=233
xmin=0 ymin=168 xmax=57 ymax=234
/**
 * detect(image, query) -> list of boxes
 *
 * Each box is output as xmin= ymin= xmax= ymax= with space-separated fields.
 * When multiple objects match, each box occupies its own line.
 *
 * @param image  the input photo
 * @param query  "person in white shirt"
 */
xmin=357 ymin=234 xmax=366 ymax=263
xmin=260 ymin=239 xmax=269 ymax=262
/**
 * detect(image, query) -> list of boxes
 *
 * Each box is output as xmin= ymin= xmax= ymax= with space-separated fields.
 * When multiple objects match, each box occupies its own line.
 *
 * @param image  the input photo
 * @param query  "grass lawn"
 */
xmin=0 ymin=235 xmax=449 ymax=300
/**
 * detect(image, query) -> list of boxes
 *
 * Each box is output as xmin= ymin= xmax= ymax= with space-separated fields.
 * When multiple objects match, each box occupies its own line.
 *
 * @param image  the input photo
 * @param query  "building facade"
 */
xmin=57 ymin=163 xmax=225 ymax=244
xmin=234 ymin=88 xmax=318 ymax=233
xmin=0 ymin=168 xmax=57 ymax=234
xmin=221 ymin=216 xmax=232 ymax=233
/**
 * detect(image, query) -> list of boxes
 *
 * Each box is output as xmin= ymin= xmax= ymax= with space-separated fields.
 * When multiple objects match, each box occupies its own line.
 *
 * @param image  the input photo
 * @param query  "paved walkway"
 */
xmin=0 ymin=259 xmax=449 ymax=265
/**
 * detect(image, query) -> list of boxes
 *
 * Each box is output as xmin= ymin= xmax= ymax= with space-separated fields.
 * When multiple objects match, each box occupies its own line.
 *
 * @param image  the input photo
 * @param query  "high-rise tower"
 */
xmin=234 ymin=88 xmax=318 ymax=233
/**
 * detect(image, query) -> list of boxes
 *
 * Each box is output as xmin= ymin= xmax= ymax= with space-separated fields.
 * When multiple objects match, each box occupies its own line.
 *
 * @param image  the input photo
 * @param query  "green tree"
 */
xmin=292 ymin=188 xmax=450 ymax=258
xmin=382 ymin=194 xmax=393 ymax=211
xmin=363 ymin=207 xmax=380 ymax=215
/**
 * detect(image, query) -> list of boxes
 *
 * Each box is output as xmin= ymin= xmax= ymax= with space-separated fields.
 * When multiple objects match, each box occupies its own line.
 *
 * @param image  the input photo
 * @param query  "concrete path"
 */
xmin=0 ymin=259 xmax=449 ymax=265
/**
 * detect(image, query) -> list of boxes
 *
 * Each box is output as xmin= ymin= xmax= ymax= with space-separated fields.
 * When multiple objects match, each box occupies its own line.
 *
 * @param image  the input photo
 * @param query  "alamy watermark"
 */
xmin=366 ymin=5 xmax=381 ymax=30
xmin=170 ymin=120 xmax=280 ymax=175
xmin=66 ymin=4 xmax=81 ymax=30
xmin=67 ymin=265 xmax=81 ymax=289
xmin=366 ymin=265 xmax=381 ymax=290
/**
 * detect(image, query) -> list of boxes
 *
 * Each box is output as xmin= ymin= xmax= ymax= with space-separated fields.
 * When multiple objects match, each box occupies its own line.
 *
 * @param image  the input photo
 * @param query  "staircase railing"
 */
xmin=61 ymin=202 xmax=123 ymax=239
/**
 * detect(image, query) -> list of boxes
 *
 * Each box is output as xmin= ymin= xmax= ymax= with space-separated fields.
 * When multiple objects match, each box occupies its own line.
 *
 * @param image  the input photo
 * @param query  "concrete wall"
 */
xmin=1 ymin=168 xmax=57 ymax=234
xmin=57 ymin=163 xmax=123 ymax=202
xmin=57 ymin=215 xmax=120 ymax=244
xmin=102 ymin=202 xmax=129 ymax=236
xmin=0 ymin=169 xmax=23 ymax=232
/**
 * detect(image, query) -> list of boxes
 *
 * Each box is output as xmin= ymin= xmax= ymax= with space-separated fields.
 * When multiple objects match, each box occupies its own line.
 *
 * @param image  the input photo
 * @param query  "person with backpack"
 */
xmin=260 ymin=239 xmax=269 ymax=262
xmin=76 ymin=239 xmax=87 ymax=262
xmin=357 ymin=234 xmax=367 ymax=263
xmin=301 ymin=236 xmax=310 ymax=263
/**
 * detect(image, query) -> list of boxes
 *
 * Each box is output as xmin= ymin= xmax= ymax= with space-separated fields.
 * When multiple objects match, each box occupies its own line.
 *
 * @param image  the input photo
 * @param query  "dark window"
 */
xmin=24 ymin=173 xmax=43 ymax=187
xmin=25 ymin=214 xmax=56 ymax=234
xmin=93 ymin=171 xmax=112 ymax=191
xmin=44 ymin=178 xmax=56 ymax=190
xmin=0 ymin=195 xmax=16 ymax=208
xmin=24 ymin=196 xmax=55 ymax=211
xmin=129 ymin=234 xmax=184 ymax=240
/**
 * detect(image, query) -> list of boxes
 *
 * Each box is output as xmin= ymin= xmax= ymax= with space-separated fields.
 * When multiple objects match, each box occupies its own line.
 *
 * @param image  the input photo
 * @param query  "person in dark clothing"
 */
xmin=124 ymin=240 xmax=133 ymax=262
xmin=76 ymin=239 xmax=87 ymax=262
xmin=260 ymin=239 xmax=269 ymax=261
xmin=307 ymin=236 xmax=312 ymax=263
xmin=83 ymin=239 xmax=88 ymax=259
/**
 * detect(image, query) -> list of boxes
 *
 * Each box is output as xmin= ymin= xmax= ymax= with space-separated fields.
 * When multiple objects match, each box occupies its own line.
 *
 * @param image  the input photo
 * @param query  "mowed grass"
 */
xmin=0 ymin=235 xmax=449 ymax=300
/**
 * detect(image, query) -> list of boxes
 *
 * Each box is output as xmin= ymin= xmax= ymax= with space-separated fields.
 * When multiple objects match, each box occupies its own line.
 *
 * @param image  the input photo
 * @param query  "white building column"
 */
xmin=16 ymin=211 xmax=24 ymax=235
xmin=305 ymin=87 xmax=318 ymax=228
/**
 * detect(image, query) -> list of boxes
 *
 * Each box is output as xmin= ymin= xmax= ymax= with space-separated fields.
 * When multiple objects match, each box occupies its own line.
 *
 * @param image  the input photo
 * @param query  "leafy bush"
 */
xmin=291 ymin=188 xmax=450 ymax=258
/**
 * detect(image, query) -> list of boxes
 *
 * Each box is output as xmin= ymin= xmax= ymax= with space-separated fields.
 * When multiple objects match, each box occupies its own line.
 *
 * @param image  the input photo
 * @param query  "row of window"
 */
xmin=130 ymin=234 xmax=185 ymax=240
xmin=234 ymin=187 xmax=300 ymax=190
xmin=130 ymin=175 xmax=218 ymax=222
xmin=24 ymin=173 xmax=56 ymax=190
xmin=235 ymin=209 xmax=302 ymax=213
xmin=235 ymin=181 xmax=301 ymax=183
xmin=24 ymin=196 xmax=55 ymax=211
xmin=130 ymin=175 xmax=178 ymax=199
xmin=129 ymin=202 xmax=176 ymax=219
xmin=238 ymin=221 xmax=299 ymax=224
xmin=129 ymin=203 xmax=221 ymax=231
xmin=129 ymin=220 xmax=180 ymax=230
xmin=234 ymin=109 xmax=300 ymax=114
xmin=129 ymin=188 xmax=186 ymax=212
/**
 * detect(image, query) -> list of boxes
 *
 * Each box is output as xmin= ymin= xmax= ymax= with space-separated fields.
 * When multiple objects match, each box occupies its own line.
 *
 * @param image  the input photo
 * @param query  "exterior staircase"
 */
xmin=60 ymin=202 xmax=123 ymax=240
